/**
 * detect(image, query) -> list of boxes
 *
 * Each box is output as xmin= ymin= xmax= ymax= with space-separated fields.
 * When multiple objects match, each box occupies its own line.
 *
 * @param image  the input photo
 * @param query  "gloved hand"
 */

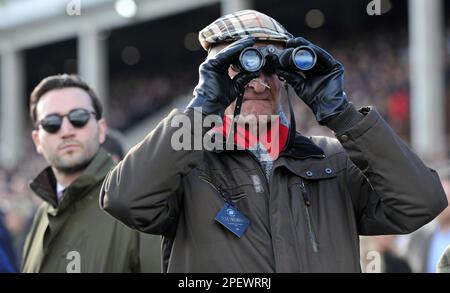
xmin=187 ymin=37 xmax=260 ymax=117
xmin=276 ymin=37 xmax=349 ymax=125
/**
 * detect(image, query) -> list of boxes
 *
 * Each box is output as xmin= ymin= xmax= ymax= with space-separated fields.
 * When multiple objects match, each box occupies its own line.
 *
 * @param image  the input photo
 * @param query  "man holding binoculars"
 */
xmin=100 ymin=10 xmax=447 ymax=272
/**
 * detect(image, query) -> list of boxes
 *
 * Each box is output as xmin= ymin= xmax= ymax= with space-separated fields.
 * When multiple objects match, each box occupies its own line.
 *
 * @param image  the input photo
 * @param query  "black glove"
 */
xmin=277 ymin=37 xmax=349 ymax=125
xmin=187 ymin=37 xmax=259 ymax=117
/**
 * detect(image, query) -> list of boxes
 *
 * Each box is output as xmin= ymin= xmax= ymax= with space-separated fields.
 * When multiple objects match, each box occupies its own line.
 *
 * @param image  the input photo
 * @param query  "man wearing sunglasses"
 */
xmin=21 ymin=74 xmax=151 ymax=273
xmin=100 ymin=10 xmax=447 ymax=272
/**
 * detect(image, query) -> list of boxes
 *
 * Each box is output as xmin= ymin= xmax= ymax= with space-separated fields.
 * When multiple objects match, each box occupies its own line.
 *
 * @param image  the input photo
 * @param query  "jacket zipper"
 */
xmin=298 ymin=180 xmax=319 ymax=253
xmin=246 ymin=152 xmax=283 ymax=269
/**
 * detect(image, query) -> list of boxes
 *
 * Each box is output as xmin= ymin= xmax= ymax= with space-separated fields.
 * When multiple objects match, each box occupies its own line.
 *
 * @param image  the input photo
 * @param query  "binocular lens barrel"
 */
xmin=292 ymin=46 xmax=317 ymax=71
xmin=239 ymin=48 xmax=264 ymax=72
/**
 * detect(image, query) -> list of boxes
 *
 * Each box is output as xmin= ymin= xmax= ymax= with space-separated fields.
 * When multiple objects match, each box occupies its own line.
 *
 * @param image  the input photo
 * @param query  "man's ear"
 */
xmin=31 ymin=130 xmax=43 ymax=155
xmin=97 ymin=118 xmax=107 ymax=144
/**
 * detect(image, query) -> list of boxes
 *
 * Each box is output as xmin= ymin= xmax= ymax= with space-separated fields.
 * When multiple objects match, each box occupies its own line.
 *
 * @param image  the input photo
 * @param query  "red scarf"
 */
xmin=211 ymin=115 xmax=289 ymax=161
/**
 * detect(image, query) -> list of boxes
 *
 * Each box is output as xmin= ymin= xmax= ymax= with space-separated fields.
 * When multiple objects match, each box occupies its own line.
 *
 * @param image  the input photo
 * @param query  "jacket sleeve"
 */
xmin=100 ymin=108 xmax=203 ymax=235
xmin=339 ymin=106 xmax=448 ymax=235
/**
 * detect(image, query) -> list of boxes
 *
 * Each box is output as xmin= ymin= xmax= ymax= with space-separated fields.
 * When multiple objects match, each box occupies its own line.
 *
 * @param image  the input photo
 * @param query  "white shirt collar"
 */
xmin=56 ymin=182 xmax=66 ymax=203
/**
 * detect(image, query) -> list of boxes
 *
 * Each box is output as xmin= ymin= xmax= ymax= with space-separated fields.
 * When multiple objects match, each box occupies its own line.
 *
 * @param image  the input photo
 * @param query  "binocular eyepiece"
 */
xmin=235 ymin=45 xmax=317 ymax=73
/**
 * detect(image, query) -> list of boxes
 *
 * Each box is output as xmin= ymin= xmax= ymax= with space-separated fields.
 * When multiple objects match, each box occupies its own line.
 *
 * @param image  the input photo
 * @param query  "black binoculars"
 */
xmin=233 ymin=45 xmax=317 ymax=73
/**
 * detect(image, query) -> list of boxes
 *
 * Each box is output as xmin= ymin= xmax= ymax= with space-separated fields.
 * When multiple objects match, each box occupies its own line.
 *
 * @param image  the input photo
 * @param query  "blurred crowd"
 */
xmin=0 ymin=26 xmax=449 ymax=272
xmin=108 ymin=67 xmax=195 ymax=131
xmin=290 ymin=27 xmax=411 ymax=140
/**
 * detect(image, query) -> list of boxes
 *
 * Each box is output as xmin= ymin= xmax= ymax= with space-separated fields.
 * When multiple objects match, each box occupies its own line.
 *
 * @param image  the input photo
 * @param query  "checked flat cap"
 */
xmin=199 ymin=9 xmax=293 ymax=51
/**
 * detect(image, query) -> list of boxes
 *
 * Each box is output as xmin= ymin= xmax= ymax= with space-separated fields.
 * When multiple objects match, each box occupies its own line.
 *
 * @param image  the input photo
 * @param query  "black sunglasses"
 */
xmin=37 ymin=108 xmax=99 ymax=134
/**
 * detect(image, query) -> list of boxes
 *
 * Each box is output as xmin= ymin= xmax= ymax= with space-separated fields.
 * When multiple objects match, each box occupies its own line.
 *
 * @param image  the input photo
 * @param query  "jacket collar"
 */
xmin=280 ymin=132 xmax=325 ymax=160
xmin=29 ymin=148 xmax=114 ymax=211
xmin=272 ymin=133 xmax=328 ymax=179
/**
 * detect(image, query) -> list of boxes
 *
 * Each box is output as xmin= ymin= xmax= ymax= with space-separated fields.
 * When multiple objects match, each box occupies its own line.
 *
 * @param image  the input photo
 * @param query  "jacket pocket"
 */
xmin=297 ymin=180 xmax=319 ymax=253
xmin=198 ymin=174 xmax=246 ymax=203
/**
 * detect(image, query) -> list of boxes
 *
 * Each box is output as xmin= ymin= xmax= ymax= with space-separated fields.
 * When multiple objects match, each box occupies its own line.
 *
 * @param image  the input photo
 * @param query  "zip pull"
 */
xmin=298 ymin=181 xmax=311 ymax=207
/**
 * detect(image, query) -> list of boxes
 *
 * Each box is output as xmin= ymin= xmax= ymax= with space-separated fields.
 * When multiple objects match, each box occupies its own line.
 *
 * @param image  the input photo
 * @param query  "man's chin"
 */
xmin=54 ymin=156 xmax=92 ymax=175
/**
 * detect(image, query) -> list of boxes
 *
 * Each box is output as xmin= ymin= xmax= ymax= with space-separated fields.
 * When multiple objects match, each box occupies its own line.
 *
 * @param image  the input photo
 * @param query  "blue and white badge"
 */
xmin=215 ymin=202 xmax=250 ymax=238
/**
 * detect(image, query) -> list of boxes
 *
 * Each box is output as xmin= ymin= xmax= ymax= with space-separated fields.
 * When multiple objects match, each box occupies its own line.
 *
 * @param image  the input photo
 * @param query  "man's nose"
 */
xmin=246 ymin=75 xmax=271 ymax=93
xmin=59 ymin=117 xmax=76 ymax=138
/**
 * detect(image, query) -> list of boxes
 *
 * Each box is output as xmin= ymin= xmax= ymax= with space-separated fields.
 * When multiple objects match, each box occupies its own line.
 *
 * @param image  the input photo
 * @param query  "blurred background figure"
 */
xmin=406 ymin=176 xmax=450 ymax=273
xmin=102 ymin=129 xmax=126 ymax=163
xmin=373 ymin=235 xmax=412 ymax=273
xmin=360 ymin=235 xmax=412 ymax=273
xmin=0 ymin=210 xmax=18 ymax=272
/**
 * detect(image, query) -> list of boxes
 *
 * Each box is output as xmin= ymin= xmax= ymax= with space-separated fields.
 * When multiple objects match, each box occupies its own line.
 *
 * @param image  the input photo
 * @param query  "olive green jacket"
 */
xmin=101 ymin=107 xmax=447 ymax=272
xmin=22 ymin=148 xmax=159 ymax=273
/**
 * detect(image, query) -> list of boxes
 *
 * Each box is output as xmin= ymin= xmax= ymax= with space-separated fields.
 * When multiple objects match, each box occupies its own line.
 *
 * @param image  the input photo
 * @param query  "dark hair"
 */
xmin=30 ymin=74 xmax=103 ymax=125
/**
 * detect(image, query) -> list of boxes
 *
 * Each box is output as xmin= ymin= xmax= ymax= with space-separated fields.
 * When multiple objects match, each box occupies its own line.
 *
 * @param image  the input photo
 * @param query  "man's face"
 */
xmin=32 ymin=87 xmax=106 ymax=174
xmin=211 ymin=42 xmax=285 ymax=119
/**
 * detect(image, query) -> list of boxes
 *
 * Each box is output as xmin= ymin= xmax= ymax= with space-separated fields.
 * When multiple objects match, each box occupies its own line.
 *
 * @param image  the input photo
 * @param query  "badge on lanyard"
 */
xmin=215 ymin=202 xmax=250 ymax=238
